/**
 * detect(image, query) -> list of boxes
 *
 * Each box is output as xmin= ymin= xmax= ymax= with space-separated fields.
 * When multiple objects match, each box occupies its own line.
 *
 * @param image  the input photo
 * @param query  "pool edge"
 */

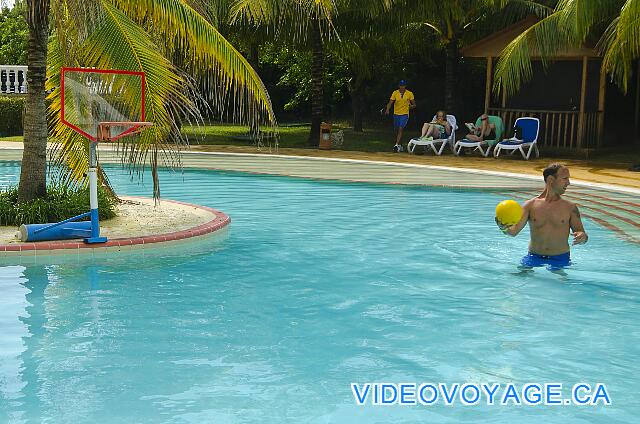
xmin=0 ymin=198 xmax=231 ymax=257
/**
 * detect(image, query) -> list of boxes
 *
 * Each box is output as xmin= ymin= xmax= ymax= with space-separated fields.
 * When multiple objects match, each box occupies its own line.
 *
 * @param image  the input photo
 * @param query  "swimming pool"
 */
xmin=0 ymin=161 xmax=638 ymax=423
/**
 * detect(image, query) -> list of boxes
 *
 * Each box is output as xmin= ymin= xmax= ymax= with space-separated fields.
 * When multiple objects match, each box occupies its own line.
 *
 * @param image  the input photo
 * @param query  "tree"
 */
xmin=0 ymin=0 xmax=28 ymax=65
xmin=232 ymin=0 xmax=402 ymax=144
xmin=327 ymin=0 xmax=407 ymax=132
xmin=231 ymin=0 xmax=338 ymax=146
xmin=18 ymin=0 xmax=50 ymax=202
xmin=394 ymin=0 xmax=549 ymax=112
xmin=494 ymin=0 xmax=640 ymax=97
xmin=257 ymin=44 xmax=349 ymax=118
xmin=18 ymin=0 xmax=276 ymax=202
xmin=330 ymin=37 xmax=401 ymax=132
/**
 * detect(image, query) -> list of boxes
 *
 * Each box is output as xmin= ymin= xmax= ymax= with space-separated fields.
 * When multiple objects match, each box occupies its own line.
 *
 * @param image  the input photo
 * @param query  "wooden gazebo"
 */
xmin=462 ymin=16 xmax=607 ymax=149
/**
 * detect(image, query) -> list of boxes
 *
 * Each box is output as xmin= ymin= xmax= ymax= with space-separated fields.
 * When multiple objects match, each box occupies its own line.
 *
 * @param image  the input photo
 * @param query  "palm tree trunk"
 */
xmin=444 ymin=38 xmax=458 ymax=112
xmin=308 ymin=22 xmax=323 ymax=147
xmin=349 ymin=77 xmax=364 ymax=132
xmin=18 ymin=0 xmax=51 ymax=203
xmin=352 ymin=95 xmax=363 ymax=132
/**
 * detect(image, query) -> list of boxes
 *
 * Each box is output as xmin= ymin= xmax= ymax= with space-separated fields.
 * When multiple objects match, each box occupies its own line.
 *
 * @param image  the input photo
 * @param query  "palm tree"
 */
xmin=18 ymin=0 xmax=50 ymax=203
xmin=326 ymin=0 xmax=399 ymax=132
xmin=18 ymin=0 xmax=276 ymax=202
xmin=394 ymin=0 xmax=549 ymax=112
xmin=231 ymin=0 xmax=338 ymax=146
xmin=232 ymin=0 xmax=400 ymax=144
xmin=329 ymin=35 xmax=406 ymax=132
xmin=494 ymin=0 xmax=640 ymax=97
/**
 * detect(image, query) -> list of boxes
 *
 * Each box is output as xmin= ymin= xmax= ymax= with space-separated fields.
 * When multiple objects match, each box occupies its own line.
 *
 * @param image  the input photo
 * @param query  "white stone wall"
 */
xmin=0 ymin=66 xmax=28 ymax=94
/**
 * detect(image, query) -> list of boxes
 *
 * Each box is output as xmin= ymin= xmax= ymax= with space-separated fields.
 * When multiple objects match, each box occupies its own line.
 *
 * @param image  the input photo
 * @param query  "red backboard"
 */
xmin=61 ymin=68 xmax=147 ymax=142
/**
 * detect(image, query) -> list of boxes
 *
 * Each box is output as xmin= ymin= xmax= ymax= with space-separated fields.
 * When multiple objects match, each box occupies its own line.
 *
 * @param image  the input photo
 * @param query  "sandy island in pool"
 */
xmin=0 ymin=196 xmax=216 ymax=245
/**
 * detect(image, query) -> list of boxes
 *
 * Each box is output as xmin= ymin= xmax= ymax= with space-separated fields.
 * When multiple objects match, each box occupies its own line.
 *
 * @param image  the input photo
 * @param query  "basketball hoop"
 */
xmin=19 ymin=68 xmax=155 ymax=244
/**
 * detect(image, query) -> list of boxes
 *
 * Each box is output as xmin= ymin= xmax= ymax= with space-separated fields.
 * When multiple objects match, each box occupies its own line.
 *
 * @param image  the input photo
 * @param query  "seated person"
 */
xmin=465 ymin=114 xmax=495 ymax=142
xmin=419 ymin=110 xmax=451 ymax=140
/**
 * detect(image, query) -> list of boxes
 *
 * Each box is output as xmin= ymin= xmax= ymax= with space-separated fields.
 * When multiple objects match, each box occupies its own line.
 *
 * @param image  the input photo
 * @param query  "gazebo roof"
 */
xmin=461 ymin=15 xmax=599 ymax=59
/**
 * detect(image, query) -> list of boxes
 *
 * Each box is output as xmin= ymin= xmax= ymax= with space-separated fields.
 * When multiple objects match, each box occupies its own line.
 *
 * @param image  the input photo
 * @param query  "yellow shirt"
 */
xmin=390 ymin=89 xmax=414 ymax=115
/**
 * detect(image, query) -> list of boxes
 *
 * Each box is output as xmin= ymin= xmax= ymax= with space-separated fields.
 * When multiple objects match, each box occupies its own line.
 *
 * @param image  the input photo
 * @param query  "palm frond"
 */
xmin=46 ymin=0 xmax=279 ymax=198
xmin=555 ymin=0 xmax=620 ymax=42
xmin=599 ymin=0 xmax=640 ymax=92
xmin=493 ymin=11 xmax=571 ymax=98
xmin=47 ymin=0 xmax=201 ymax=198
xmin=230 ymin=0 xmax=338 ymax=43
xmin=494 ymin=0 xmax=625 ymax=97
xmin=107 ymin=0 xmax=277 ymax=131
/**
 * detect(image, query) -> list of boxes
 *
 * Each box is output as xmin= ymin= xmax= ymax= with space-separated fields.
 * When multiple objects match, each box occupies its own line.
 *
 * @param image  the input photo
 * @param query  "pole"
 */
xmin=635 ymin=60 xmax=640 ymax=144
xmin=85 ymin=141 xmax=107 ymax=243
xmin=484 ymin=57 xmax=492 ymax=114
xmin=597 ymin=60 xmax=607 ymax=148
xmin=576 ymin=56 xmax=588 ymax=148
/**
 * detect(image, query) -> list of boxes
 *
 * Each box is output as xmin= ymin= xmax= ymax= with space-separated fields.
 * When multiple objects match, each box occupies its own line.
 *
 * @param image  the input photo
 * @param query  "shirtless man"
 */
xmin=496 ymin=163 xmax=588 ymax=268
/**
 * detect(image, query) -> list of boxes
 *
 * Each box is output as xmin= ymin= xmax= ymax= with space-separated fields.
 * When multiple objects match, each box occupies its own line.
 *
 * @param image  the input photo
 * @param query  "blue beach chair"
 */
xmin=494 ymin=117 xmax=540 ymax=160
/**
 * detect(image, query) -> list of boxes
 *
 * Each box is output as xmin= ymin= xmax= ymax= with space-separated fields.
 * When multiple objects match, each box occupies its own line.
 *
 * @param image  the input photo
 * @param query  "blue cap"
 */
xmin=399 ymin=80 xmax=407 ymax=86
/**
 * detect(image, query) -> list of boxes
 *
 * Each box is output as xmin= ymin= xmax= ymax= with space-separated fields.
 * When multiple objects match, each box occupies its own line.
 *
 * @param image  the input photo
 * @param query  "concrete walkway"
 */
xmin=2 ymin=141 xmax=639 ymax=188
xmin=2 ymin=141 xmax=639 ymax=189
xmin=191 ymin=144 xmax=640 ymax=189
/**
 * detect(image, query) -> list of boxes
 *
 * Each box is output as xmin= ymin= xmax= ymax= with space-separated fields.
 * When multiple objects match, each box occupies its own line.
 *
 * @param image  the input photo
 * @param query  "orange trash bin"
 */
xmin=319 ymin=122 xmax=332 ymax=150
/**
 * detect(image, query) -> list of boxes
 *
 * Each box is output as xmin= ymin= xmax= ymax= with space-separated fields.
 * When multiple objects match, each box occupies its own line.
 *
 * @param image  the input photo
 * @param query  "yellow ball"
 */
xmin=495 ymin=200 xmax=523 ymax=226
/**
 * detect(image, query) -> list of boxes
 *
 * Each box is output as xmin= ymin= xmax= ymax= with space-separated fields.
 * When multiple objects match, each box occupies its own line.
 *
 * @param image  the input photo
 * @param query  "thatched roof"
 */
xmin=461 ymin=16 xmax=599 ymax=59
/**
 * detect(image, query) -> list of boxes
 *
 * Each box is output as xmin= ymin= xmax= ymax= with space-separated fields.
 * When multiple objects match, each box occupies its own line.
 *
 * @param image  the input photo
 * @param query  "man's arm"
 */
xmin=409 ymin=99 xmax=416 ymax=109
xmin=570 ymin=203 xmax=588 ymax=244
xmin=385 ymin=92 xmax=395 ymax=115
xmin=496 ymin=200 xmax=531 ymax=237
xmin=385 ymin=99 xmax=394 ymax=115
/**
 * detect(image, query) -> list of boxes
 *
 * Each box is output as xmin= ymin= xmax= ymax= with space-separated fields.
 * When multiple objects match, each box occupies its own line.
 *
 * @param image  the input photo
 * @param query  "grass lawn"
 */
xmin=2 ymin=123 xmax=399 ymax=152
xmin=181 ymin=123 xmax=398 ymax=152
xmin=0 ymin=135 xmax=25 ymax=142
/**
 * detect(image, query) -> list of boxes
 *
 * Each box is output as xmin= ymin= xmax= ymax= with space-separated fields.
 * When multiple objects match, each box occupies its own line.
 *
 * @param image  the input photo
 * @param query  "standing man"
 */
xmin=385 ymin=80 xmax=416 ymax=152
xmin=496 ymin=163 xmax=588 ymax=269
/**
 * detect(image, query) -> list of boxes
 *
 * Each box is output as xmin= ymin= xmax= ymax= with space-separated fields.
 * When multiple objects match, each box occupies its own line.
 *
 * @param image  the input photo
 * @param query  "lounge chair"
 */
xmin=454 ymin=115 xmax=504 ymax=157
xmin=494 ymin=117 xmax=540 ymax=160
xmin=407 ymin=114 xmax=457 ymax=155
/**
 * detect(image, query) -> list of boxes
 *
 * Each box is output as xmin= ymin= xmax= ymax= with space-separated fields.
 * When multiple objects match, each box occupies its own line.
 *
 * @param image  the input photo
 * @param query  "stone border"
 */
xmin=0 ymin=199 xmax=230 ymax=256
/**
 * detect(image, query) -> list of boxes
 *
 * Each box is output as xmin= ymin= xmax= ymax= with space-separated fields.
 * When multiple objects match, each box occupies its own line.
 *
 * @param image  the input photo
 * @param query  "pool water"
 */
xmin=1 ymin=165 xmax=639 ymax=423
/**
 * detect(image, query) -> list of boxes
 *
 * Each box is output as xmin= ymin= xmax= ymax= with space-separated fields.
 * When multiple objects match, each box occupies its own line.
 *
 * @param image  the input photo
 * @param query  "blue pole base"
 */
xmin=20 ymin=222 xmax=92 ymax=242
xmin=85 ymin=236 xmax=108 ymax=244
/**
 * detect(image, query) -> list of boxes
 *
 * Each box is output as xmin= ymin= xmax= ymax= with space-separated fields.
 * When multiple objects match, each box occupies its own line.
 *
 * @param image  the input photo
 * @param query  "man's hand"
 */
xmin=572 ymin=231 xmax=588 ymax=245
xmin=384 ymin=109 xmax=390 ymax=115
xmin=495 ymin=217 xmax=511 ymax=234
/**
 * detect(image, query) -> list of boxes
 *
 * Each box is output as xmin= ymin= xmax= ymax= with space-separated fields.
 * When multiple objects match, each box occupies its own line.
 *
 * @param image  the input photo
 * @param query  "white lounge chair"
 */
xmin=494 ymin=117 xmax=540 ymax=160
xmin=408 ymin=114 xmax=457 ymax=155
xmin=454 ymin=115 xmax=504 ymax=157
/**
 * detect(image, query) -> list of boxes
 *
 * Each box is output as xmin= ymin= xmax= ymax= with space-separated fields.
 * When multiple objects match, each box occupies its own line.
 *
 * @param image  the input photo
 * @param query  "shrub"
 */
xmin=0 ymin=185 xmax=117 ymax=226
xmin=0 ymin=96 xmax=24 ymax=136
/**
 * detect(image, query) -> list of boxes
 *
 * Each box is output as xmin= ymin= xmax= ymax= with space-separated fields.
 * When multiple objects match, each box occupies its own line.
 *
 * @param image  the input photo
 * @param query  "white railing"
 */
xmin=0 ymin=65 xmax=28 ymax=94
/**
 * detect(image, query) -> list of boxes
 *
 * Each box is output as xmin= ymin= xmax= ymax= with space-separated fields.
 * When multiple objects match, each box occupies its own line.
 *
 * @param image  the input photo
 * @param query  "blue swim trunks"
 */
xmin=521 ymin=252 xmax=571 ymax=269
xmin=393 ymin=114 xmax=409 ymax=128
